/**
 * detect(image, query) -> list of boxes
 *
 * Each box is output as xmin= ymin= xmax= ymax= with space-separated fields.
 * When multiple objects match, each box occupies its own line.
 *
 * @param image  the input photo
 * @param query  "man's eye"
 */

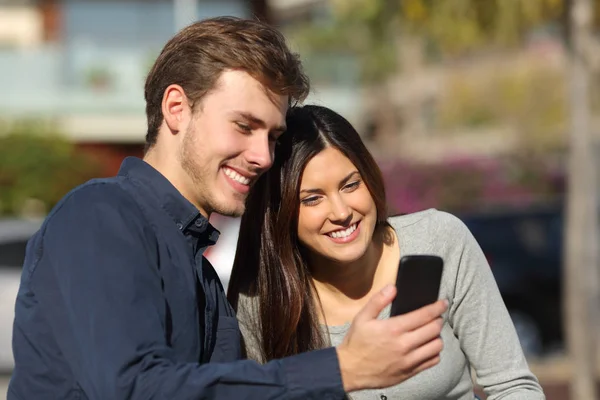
xmin=236 ymin=123 xmax=252 ymax=132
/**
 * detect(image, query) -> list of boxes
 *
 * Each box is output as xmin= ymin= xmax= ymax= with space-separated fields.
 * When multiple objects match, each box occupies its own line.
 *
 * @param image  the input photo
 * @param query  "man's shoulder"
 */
xmin=25 ymin=176 xmax=154 ymax=277
xmin=70 ymin=176 xmax=128 ymax=196
xmin=42 ymin=176 xmax=143 ymax=232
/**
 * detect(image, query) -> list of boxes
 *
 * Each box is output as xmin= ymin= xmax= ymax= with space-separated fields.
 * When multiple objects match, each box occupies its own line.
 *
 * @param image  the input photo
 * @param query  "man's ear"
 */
xmin=161 ymin=84 xmax=191 ymax=134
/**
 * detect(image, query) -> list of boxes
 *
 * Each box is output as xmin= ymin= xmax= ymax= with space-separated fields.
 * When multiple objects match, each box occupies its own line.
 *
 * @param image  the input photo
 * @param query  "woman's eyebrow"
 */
xmin=299 ymin=171 xmax=360 ymax=194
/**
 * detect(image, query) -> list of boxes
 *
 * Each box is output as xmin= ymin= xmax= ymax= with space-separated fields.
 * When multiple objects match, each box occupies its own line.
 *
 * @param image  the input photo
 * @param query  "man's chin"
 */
xmin=220 ymin=209 xmax=244 ymax=218
xmin=213 ymin=202 xmax=245 ymax=218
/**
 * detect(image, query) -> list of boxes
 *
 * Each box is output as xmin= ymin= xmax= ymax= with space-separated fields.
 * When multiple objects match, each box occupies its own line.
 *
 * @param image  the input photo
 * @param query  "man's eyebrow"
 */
xmin=299 ymin=171 xmax=360 ymax=195
xmin=232 ymin=111 xmax=286 ymax=132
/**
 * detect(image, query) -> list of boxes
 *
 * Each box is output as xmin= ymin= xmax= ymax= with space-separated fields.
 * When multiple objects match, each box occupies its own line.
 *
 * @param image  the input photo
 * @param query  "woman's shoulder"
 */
xmin=387 ymin=209 xmax=475 ymax=255
xmin=388 ymin=209 xmax=469 ymax=238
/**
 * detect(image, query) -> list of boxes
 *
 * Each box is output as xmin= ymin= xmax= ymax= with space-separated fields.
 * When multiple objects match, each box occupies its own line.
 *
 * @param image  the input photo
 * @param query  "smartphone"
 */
xmin=390 ymin=255 xmax=444 ymax=316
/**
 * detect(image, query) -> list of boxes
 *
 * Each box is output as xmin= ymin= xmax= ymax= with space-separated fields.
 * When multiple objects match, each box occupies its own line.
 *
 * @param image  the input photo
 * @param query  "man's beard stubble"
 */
xmin=179 ymin=126 xmax=246 ymax=218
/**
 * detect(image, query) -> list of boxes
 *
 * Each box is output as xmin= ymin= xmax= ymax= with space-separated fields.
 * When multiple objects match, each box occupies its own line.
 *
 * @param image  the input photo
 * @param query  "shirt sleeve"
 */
xmin=31 ymin=183 xmax=346 ymax=400
xmin=446 ymin=214 xmax=546 ymax=400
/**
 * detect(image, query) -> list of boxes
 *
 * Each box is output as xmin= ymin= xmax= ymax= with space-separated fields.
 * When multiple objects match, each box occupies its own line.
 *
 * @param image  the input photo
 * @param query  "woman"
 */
xmin=227 ymin=105 xmax=545 ymax=399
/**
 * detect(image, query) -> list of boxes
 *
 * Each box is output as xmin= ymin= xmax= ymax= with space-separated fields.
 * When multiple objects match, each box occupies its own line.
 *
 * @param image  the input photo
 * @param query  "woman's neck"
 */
xmin=310 ymin=227 xmax=399 ymax=325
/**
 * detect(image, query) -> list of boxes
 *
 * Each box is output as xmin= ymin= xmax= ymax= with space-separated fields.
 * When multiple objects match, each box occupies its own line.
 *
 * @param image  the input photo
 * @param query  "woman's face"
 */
xmin=296 ymin=146 xmax=378 ymax=264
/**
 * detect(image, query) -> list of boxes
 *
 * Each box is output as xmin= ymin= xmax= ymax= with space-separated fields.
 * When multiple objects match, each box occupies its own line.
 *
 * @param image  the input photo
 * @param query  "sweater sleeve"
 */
xmin=444 ymin=213 xmax=546 ymax=400
xmin=236 ymin=293 xmax=267 ymax=364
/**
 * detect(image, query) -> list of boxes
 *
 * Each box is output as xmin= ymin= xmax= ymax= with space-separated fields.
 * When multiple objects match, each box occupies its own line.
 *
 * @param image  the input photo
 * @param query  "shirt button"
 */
xmin=176 ymin=222 xmax=183 ymax=230
xmin=380 ymin=395 xmax=387 ymax=400
xmin=194 ymin=218 xmax=207 ymax=230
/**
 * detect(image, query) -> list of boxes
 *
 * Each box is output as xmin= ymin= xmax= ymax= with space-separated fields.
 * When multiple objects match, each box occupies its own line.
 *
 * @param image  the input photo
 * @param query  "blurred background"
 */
xmin=0 ymin=0 xmax=599 ymax=398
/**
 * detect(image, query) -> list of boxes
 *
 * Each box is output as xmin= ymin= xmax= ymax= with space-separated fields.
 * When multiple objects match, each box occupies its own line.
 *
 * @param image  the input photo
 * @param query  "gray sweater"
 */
xmin=236 ymin=209 xmax=546 ymax=399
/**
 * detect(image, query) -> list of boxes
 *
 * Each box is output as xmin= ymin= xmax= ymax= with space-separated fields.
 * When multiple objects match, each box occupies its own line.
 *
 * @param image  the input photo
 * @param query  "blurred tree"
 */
xmin=0 ymin=121 xmax=102 ymax=217
xmin=436 ymin=59 xmax=568 ymax=150
xmin=294 ymin=0 xmax=565 ymax=80
xmin=288 ymin=0 xmax=402 ymax=153
xmin=289 ymin=0 xmax=570 ymax=154
xmin=293 ymin=0 xmax=399 ymax=82
xmin=564 ymin=0 xmax=600 ymax=396
xmin=398 ymin=0 xmax=564 ymax=56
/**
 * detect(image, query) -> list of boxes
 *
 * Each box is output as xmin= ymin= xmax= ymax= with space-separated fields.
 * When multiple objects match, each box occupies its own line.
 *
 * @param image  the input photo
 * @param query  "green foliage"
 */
xmin=0 ymin=120 xmax=102 ymax=216
xmin=291 ymin=0 xmax=567 ymax=82
xmin=436 ymin=57 xmax=568 ymax=148
xmin=398 ymin=0 xmax=564 ymax=56
xmin=289 ymin=0 xmax=400 ymax=82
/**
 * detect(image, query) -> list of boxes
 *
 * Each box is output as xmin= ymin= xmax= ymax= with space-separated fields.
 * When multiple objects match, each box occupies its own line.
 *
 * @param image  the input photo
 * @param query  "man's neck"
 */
xmin=143 ymin=149 xmax=210 ymax=218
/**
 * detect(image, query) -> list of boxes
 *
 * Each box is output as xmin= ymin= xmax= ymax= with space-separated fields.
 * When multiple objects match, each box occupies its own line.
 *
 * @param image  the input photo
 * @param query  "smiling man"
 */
xmin=9 ymin=17 xmax=448 ymax=400
xmin=145 ymin=68 xmax=287 ymax=218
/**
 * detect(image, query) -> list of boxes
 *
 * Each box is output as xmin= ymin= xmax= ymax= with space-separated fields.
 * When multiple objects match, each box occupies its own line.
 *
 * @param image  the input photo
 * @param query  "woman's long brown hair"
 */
xmin=227 ymin=105 xmax=390 ymax=361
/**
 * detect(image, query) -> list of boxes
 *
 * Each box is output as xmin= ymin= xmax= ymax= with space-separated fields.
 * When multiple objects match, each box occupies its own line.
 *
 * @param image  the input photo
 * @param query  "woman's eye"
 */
xmin=343 ymin=181 xmax=361 ymax=191
xmin=301 ymin=197 xmax=320 ymax=206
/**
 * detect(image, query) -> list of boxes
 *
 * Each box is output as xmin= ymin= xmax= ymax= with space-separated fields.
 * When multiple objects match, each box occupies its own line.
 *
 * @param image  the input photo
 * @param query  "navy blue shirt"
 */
xmin=9 ymin=157 xmax=345 ymax=400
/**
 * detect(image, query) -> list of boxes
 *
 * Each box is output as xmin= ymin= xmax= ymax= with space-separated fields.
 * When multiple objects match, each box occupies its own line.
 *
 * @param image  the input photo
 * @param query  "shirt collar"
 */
xmin=118 ymin=157 xmax=219 ymax=243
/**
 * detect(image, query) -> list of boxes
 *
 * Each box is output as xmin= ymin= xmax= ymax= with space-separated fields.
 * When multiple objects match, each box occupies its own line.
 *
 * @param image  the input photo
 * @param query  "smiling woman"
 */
xmin=297 ymin=148 xmax=379 ymax=270
xmin=227 ymin=105 xmax=546 ymax=399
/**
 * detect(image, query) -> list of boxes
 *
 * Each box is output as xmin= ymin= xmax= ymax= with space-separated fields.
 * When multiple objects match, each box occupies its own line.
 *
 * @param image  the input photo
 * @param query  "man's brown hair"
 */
xmin=143 ymin=16 xmax=310 ymax=151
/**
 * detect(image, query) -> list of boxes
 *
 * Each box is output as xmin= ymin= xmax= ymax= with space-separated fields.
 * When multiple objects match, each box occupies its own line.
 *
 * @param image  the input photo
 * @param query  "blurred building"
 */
xmin=0 ymin=0 xmax=363 ymax=175
xmin=0 ymin=0 xmax=252 ymax=175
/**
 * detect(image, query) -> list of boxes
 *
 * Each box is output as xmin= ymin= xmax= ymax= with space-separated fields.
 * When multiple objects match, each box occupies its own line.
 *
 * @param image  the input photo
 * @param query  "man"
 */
xmin=9 ymin=17 xmax=447 ymax=399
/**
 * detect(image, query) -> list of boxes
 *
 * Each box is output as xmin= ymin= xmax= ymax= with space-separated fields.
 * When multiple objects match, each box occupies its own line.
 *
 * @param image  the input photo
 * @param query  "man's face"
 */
xmin=179 ymin=70 xmax=288 ymax=217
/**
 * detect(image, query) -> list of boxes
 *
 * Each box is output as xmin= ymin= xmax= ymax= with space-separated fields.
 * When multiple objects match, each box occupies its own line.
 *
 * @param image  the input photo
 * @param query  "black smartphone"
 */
xmin=390 ymin=255 xmax=444 ymax=316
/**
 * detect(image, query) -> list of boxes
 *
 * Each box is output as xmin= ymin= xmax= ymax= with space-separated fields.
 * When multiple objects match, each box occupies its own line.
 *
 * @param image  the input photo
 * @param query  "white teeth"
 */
xmin=329 ymin=223 xmax=357 ymax=239
xmin=224 ymin=168 xmax=250 ymax=185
